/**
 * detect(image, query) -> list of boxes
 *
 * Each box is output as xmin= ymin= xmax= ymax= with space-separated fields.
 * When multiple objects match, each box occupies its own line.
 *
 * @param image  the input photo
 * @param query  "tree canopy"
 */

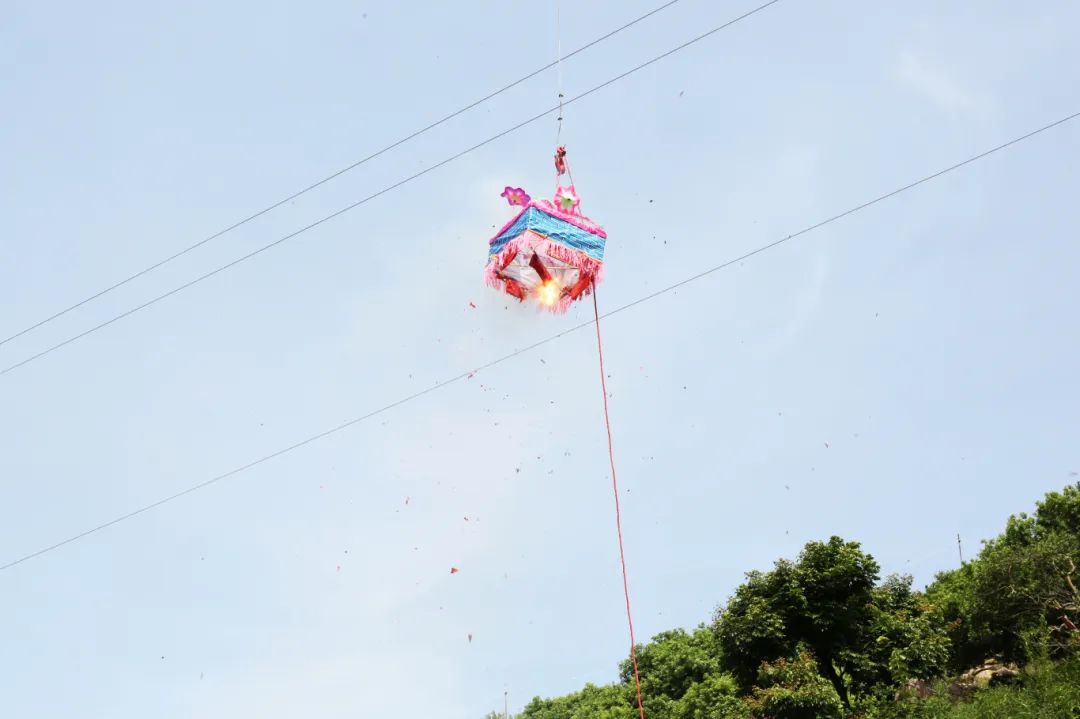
xmin=502 ymin=483 xmax=1080 ymax=719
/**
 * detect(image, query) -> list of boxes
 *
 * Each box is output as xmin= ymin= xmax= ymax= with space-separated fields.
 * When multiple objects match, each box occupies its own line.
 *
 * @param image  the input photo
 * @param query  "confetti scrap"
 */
xmin=450 ymin=567 xmax=459 ymax=574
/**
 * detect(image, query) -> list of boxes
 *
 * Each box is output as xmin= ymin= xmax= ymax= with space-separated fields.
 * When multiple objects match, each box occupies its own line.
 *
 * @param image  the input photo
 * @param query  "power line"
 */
xmin=0 ymin=1 xmax=783 ymax=379
xmin=0 ymin=1 xmax=686 ymax=350
xmin=2 ymin=109 xmax=1074 ymax=573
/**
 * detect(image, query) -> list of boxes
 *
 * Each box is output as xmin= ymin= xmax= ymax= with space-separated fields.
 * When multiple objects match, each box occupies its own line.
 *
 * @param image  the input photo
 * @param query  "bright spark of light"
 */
xmin=537 ymin=280 xmax=561 ymax=307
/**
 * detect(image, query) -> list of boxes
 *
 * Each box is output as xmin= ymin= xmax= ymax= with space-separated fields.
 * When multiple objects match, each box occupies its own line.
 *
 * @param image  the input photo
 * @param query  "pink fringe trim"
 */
xmin=487 ymin=200 xmax=607 ymax=245
xmin=485 ymin=232 xmax=603 ymax=279
xmin=483 ymin=231 xmax=604 ymax=314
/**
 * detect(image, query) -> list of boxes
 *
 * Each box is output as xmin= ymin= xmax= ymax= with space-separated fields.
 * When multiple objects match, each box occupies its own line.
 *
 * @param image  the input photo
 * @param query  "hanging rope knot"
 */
xmin=554 ymin=146 xmax=567 ymax=175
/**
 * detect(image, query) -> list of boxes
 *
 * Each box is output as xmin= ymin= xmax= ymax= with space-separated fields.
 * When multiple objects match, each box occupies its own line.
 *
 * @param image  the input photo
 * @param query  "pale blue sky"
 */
xmin=2 ymin=1 xmax=1078 ymax=717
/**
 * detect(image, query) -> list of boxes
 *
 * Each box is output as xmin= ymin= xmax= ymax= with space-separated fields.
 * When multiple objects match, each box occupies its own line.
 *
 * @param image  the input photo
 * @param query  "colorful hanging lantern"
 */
xmin=483 ymin=181 xmax=607 ymax=313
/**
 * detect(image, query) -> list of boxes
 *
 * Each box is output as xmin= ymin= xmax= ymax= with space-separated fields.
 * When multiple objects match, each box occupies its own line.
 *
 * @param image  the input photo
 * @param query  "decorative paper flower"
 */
xmin=500 ymin=186 xmax=531 ymax=206
xmin=555 ymin=185 xmax=580 ymax=213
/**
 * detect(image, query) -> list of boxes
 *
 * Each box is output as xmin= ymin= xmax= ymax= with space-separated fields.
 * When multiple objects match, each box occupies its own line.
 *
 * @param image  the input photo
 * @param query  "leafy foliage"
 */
xmin=518 ymin=683 xmax=635 ymax=719
xmin=676 ymin=673 xmax=749 ymax=719
xmin=619 ymin=627 xmax=724 ymax=701
xmin=859 ymin=575 xmax=952 ymax=688
xmin=743 ymin=650 xmax=843 ymax=719
xmin=497 ymin=483 xmax=1080 ymax=719
xmin=929 ymin=482 xmax=1080 ymax=667
xmin=715 ymin=537 xmax=900 ymax=706
xmin=858 ymin=655 xmax=1080 ymax=719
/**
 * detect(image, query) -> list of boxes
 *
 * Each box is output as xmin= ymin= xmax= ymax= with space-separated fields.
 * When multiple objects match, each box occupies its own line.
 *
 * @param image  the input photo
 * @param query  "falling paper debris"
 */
xmin=450 ymin=567 xmax=460 ymax=574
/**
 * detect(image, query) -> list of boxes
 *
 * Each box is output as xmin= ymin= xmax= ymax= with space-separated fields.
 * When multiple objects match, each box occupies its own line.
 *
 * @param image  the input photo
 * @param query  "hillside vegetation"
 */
xmin=491 ymin=483 xmax=1080 ymax=719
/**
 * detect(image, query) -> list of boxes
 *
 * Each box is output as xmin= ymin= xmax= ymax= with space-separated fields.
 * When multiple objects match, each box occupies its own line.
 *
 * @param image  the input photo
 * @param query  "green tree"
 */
xmin=712 ymin=561 xmax=799 ymax=687
xmin=618 ymin=627 xmax=724 ymax=701
xmin=715 ymin=537 xmax=880 ymax=707
xmin=676 ymin=673 xmax=749 ymax=719
xmin=511 ymin=484 xmax=1080 ymax=719
xmin=857 ymin=574 xmax=951 ymax=689
xmin=518 ymin=683 xmax=634 ymax=719
xmin=1032 ymin=482 xmax=1080 ymax=537
xmin=745 ymin=650 xmax=844 ymax=719
xmin=928 ymin=482 xmax=1080 ymax=665
xmin=923 ymin=563 xmax=986 ymax=671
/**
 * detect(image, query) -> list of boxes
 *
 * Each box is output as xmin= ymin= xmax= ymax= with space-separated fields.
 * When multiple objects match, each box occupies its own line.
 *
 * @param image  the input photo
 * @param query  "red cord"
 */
xmin=592 ymin=286 xmax=646 ymax=719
